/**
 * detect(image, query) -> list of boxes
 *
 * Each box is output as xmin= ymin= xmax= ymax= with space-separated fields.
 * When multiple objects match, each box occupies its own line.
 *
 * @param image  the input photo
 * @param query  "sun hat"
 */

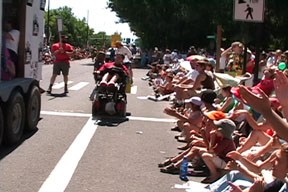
xmin=203 ymin=110 xmax=227 ymax=120
xmin=213 ymin=119 xmax=236 ymax=139
xmin=184 ymin=96 xmax=202 ymax=106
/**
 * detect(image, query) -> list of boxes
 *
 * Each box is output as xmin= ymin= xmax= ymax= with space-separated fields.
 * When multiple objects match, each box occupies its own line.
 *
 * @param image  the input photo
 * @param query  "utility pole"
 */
xmin=86 ymin=10 xmax=89 ymax=48
xmin=47 ymin=0 xmax=50 ymax=46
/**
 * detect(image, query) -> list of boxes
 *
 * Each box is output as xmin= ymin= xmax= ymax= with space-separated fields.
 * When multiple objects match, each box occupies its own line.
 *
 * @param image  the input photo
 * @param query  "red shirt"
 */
xmin=51 ymin=42 xmax=73 ymax=63
xmin=98 ymin=62 xmax=129 ymax=75
xmin=246 ymin=59 xmax=255 ymax=74
xmin=213 ymin=136 xmax=236 ymax=162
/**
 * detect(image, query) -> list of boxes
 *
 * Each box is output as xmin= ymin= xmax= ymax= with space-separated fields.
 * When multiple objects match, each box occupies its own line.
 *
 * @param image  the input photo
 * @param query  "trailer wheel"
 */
xmin=0 ymin=106 xmax=4 ymax=146
xmin=4 ymin=92 xmax=25 ymax=145
xmin=26 ymin=86 xmax=41 ymax=131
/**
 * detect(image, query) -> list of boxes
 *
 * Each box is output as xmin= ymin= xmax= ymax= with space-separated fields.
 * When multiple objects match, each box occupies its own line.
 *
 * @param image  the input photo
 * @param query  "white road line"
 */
xmin=130 ymin=85 xmax=137 ymax=94
xmin=38 ymin=117 xmax=97 ymax=192
xmin=68 ymin=82 xmax=89 ymax=91
xmin=52 ymin=81 xmax=73 ymax=89
xmin=41 ymin=111 xmax=91 ymax=117
xmin=128 ymin=116 xmax=176 ymax=122
xmin=40 ymin=111 xmax=176 ymax=123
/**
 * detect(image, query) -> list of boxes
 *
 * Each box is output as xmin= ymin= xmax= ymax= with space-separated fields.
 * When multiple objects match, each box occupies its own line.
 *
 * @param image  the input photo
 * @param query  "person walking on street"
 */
xmin=47 ymin=35 xmax=74 ymax=94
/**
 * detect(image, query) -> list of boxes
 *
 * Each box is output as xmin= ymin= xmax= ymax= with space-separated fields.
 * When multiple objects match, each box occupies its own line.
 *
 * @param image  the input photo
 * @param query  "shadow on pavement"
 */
xmin=0 ymin=128 xmax=39 ymax=160
xmin=93 ymin=116 xmax=129 ymax=127
xmin=47 ymin=93 xmax=68 ymax=98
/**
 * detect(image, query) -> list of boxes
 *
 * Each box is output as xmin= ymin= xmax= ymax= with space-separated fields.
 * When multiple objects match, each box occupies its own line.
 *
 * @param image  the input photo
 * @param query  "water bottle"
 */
xmin=180 ymin=157 xmax=189 ymax=181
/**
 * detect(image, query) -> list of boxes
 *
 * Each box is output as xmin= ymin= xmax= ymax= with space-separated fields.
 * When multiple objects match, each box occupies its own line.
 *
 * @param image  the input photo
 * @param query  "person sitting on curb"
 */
xmin=164 ymin=96 xmax=203 ymax=142
xmin=159 ymin=117 xmax=236 ymax=184
xmin=174 ymin=59 xmax=215 ymax=102
xmin=96 ymin=53 xmax=129 ymax=87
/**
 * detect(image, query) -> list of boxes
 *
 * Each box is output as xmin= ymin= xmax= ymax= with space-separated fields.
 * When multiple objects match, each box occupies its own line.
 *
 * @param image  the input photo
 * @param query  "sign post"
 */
xmin=234 ymin=0 xmax=265 ymax=84
xmin=57 ymin=17 xmax=63 ymax=42
xmin=234 ymin=0 xmax=265 ymax=22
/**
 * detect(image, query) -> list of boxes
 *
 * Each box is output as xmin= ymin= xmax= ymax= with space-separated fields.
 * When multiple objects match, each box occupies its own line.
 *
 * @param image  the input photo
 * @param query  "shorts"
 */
xmin=53 ymin=62 xmax=70 ymax=76
xmin=212 ymin=156 xmax=227 ymax=169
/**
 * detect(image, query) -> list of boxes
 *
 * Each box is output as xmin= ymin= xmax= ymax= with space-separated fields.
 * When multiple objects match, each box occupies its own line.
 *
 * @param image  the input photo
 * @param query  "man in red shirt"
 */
xmin=47 ymin=35 xmax=74 ymax=94
xmin=96 ymin=53 xmax=129 ymax=87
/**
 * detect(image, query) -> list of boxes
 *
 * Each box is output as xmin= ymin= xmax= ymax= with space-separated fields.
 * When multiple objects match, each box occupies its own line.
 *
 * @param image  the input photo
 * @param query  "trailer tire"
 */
xmin=4 ymin=92 xmax=25 ymax=145
xmin=26 ymin=86 xmax=41 ymax=131
xmin=0 ymin=106 xmax=4 ymax=146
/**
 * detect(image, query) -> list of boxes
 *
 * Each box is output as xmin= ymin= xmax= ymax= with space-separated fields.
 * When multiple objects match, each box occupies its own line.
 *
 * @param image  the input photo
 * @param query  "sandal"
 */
xmin=177 ymin=144 xmax=190 ymax=150
xmin=158 ymin=158 xmax=172 ymax=168
xmin=160 ymin=164 xmax=179 ymax=174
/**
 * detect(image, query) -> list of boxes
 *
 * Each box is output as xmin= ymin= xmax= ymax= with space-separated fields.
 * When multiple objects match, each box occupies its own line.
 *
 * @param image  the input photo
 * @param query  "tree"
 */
xmin=45 ymin=6 xmax=94 ymax=47
xmin=108 ymin=0 xmax=288 ymax=51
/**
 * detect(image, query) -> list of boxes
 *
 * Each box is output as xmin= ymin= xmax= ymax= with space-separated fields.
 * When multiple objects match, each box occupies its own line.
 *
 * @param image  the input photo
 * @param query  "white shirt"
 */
xmin=116 ymin=46 xmax=132 ymax=63
xmin=185 ymin=69 xmax=199 ymax=82
xmin=6 ymin=29 xmax=20 ymax=54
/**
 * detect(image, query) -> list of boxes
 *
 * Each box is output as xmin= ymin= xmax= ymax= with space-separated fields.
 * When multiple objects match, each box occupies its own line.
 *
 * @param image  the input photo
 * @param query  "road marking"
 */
xmin=41 ymin=111 xmax=91 ymax=117
xmin=38 ymin=117 xmax=97 ymax=192
xmin=128 ymin=116 xmax=176 ymax=122
xmin=130 ymin=85 xmax=137 ymax=94
xmin=40 ymin=111 xmax=176 ymax=123
xmin=52 ymin=81 xmax=73 ymax=89
xmin=68 ymin=82 xmax=89 ymax=91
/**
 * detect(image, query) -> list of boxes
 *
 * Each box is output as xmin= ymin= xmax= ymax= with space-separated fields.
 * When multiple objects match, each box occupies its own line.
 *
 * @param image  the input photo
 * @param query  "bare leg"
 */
xmin=47 ymin=74 xmax=57 ymax=93
xmin=237 ymin=130 xmax=271 ymax=153
xmin=101 ymin=73 xmax=112 ymax=82
xmin=174 ymin=147 xmax=201 ymax=168
xmin=170 ymin=147 xmax=192 ymax=163
xmin=108 ymin=73 xmax=120 ymax=84
xmin=63 ymin=75 xmax=68 ymax=84
xmin=50 ymin=74 xmax=57 ymax=85
xmin=201 ymin=152 xmax=220 ymax=182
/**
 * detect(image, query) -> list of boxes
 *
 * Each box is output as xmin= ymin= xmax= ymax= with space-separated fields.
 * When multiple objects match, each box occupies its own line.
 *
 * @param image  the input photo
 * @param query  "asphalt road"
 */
xmin=0 ymin=59 xmax=204 ymax=192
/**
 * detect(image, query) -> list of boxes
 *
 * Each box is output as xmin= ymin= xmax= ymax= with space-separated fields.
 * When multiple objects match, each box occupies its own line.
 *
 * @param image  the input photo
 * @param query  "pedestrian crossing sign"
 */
xmin=234 ymin=0 xmax=265 ymax=22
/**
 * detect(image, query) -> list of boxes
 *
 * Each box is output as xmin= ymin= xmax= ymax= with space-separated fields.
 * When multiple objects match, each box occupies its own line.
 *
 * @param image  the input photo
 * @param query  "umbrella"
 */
xmin=186 ymin=55 xmax=206 ymax=61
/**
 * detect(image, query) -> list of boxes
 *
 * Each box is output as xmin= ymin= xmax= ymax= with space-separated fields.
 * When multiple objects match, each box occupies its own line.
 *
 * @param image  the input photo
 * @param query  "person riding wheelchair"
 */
xmin=91 ymin=53 xmax=129 ymax=117
xmin=95 ymin=53 xmax=129 ymax=88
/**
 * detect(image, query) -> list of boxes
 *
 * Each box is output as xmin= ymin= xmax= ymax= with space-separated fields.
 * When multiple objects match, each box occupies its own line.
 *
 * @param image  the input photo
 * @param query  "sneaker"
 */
xmin=100 ymin=81 xmax=107 ymax=86
xmin=107 ymin=82 xmax=115 ymax=87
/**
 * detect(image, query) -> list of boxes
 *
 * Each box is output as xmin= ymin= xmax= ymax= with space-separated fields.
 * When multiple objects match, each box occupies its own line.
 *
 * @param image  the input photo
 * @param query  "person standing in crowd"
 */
xmin=47 ymin=35 xmax=74 ymax=94
xmin=115 ymin=41 xmax=133 ymax=81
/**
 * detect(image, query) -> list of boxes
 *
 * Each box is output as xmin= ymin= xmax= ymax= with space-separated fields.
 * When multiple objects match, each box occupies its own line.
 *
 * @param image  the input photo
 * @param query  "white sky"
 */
xmin=46 ymin=0 xmax=137 ymax=39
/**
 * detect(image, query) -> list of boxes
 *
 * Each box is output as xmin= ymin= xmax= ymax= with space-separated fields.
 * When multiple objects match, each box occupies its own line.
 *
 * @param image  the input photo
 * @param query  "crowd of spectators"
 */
xmin=142 ymin=42 xmax=288 ymax=192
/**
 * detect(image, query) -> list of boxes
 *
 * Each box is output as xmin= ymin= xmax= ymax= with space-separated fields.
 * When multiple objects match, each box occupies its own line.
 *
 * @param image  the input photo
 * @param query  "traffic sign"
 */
xmin=234 ymin=0 xmax=265 ymax=22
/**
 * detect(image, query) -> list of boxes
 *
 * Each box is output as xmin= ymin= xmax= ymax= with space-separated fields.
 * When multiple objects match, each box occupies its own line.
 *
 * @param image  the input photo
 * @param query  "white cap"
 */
xmin=184 ymin=96 xmax=202 ymax=106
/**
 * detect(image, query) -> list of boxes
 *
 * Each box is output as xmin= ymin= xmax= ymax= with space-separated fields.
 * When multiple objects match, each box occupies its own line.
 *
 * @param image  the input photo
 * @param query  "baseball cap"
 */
xmin=213 ymin=119 xmax=236 ymax=139
xmin=203 ymin=111 xmax=227 ymax=120
xmin=203 ymin=110 xmax=227 ymax=120
xmin=184 ymin=96 xmax=202 ymax=106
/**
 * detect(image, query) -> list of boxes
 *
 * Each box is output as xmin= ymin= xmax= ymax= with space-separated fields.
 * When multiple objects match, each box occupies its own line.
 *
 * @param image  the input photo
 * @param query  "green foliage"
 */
xmin=45 ymin=6 xmax=96 ymax=47
xmin=108 ymin=0 xmax=288 ymax=51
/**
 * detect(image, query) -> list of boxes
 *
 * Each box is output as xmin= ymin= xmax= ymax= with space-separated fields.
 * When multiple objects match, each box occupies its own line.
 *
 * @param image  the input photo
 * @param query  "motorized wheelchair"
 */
xmin=91 ymin=67 xmax=128 ymax=118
